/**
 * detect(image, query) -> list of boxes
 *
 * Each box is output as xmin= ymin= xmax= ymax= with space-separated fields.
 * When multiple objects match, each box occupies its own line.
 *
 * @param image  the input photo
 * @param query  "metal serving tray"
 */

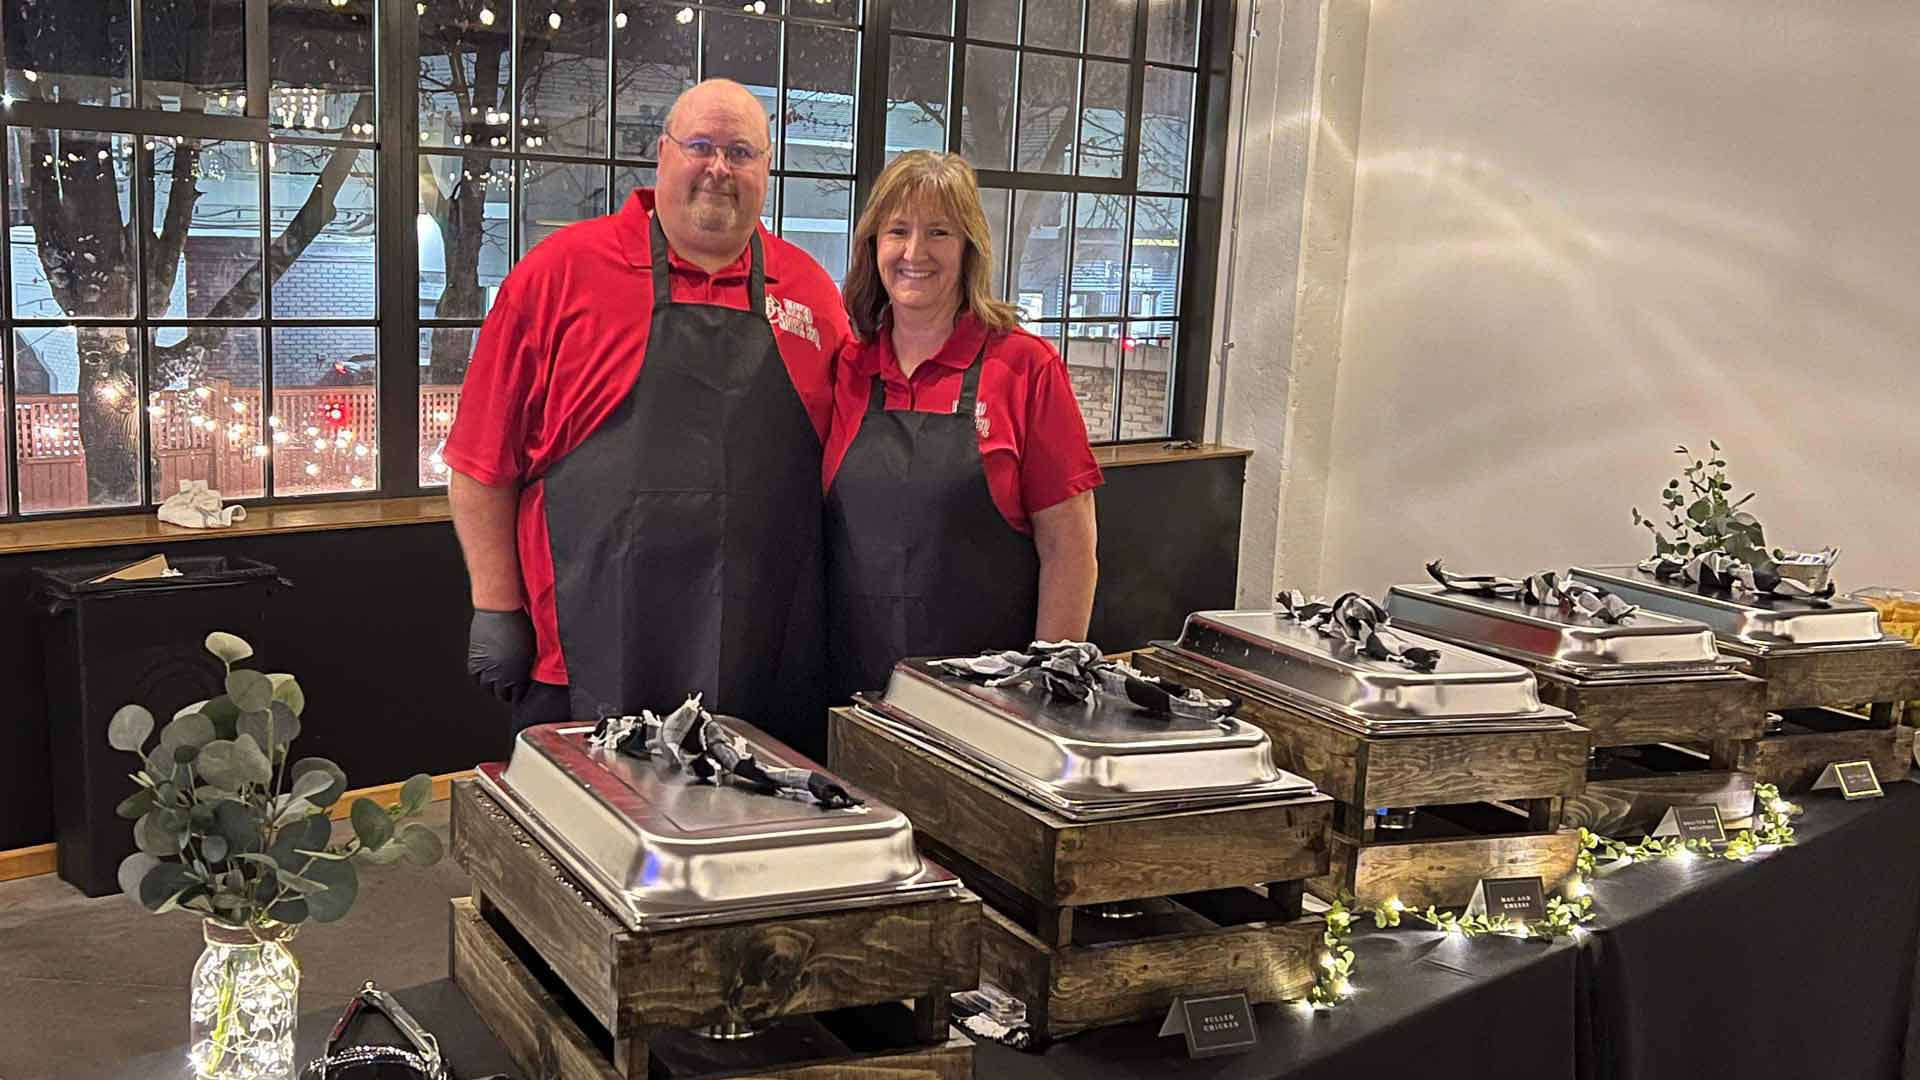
xmin=1570 ymin=565 xmax=1905 ymax=656
xmin=476 ymin=722 xmax=963 ymax=932
xmin=852 ymin=659 xmax=1318 ymax=821
xmin=1384 ymin=583 xmax=1736 ymax=680
xmin=1156 ymin=610 xmax=1576 ymax=735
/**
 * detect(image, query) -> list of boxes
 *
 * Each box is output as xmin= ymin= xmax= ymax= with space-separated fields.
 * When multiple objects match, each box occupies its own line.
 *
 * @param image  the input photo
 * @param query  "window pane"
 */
xmin=419 ymin=152 xmax=509 ymax=320
xmin=1119 ymin=320 xmax=1171 ymax=438
xmin=1129 ymin=195 xmax=1181 ymax=319
xmin=785 ymin=25 xmax=856 ymax=174
xmin=148 ymin=325 xmax=266 ymax=500
xmin=886 ymin=37 xmax=949 ymax=159
xmin=14 ymin=325 xmax=142 ymax=512
xmin=141 ymin=0 xmax=248 ymax=113
xmin=1077 ymin=60 xmax=1126 ymax=178
xmin=1085 ymin=0 xmax=1134 ymax=57
xmin=959 ymin=45 xmax=1013 ymax=171
xmin=420 ymin=327 xmax=474 ymax=485
xmin=9 ymin=130 xmax=137 ymax=320
xmin=271 ymin=144 xmax=377 ymax=317
xmin=967 ymin=0 xmax=1017 ymax=44
xmin=1139 ymin=65 xmax=1192 ymax=191
xmin=978 ymin=186 xmax=1010 ymax=299
xmin=3 ymin=0 xmax=132 ymax=107
xmin=520 ymin=159 xmax=607 ymax=254
xmin=1063 ymin=321 xmax=1116 ymax=442
xmin=1022 ymin=0 xmax=1080 ymax=53
xmin=147 ymin=139 xmax=263 ymax=319
xmin=702 ymin=13 xmax=781 ymax=149
xmin=1008 ymin=189 xmax=1065 ymax=319
xmin=893 ymin=0 xmax=951 ymax=35
xmin=269 ymin=0 xmax=376 ymax=139
xmin=1144 ymin=0 xmax=1198 ymax=65
xmin=1014 ymin=53 xmax=1076 ymax=173
xmin=518 ymin=0 xmax=609 ymax=157
xmin=418 ymin=0 xmax=514 ymax=149
xmin=270 ymin=326 xmax=377 ymax=495
xmin=780 ymin=176 xmax=851 ymax=284
xmin=1069 ymin=192 xmax=1125 ymax=320
xmin=613 ymin=164 xmax=656 ymax=202
xmin=612 ymin=4 xmax=697 ymax=159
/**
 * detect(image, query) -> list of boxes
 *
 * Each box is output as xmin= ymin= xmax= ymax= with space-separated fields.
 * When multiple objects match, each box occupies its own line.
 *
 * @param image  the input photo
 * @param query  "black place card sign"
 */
xmin=1464 ymin=875 xmax=1546 ymax=923
xmin=1652 ymin=804 xmax=1726 ymax=843
xmin=1158 ymin=993 xmax=1258 ymax=1059
xmin=1813 ymin=759 xmax=1884 ymax=800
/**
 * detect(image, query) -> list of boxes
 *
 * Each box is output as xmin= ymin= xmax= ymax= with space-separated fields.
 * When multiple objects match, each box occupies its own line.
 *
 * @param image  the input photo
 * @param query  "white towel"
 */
xmin=157 ymin=480 xmax=247 ymax=529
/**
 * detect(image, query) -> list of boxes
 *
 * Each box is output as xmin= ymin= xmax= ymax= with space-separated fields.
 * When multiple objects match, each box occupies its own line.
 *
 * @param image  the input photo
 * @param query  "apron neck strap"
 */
xmin=867 ymin=332 xmax=991 ymax=415
xmin=648 ymin=214 xmax=768 ymax=310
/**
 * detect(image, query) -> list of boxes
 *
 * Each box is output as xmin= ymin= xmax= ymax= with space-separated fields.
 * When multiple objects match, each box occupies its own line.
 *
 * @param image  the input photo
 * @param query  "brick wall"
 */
xmin=1066 ymin=339 xmax=1172 ymax=442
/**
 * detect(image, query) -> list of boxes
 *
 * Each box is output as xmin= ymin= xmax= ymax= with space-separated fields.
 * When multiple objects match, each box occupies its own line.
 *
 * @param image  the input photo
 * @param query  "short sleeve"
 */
xmin=442 ymin=294 xmax=545 ymax=487
xmin=1018 ymin=348 xmax=1105 ymax=515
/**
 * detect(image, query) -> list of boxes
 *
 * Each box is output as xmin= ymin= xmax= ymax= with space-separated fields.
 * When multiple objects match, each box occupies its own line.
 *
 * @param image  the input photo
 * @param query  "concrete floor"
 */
xmin=0 ymin=801 xmax=470 ymax=1080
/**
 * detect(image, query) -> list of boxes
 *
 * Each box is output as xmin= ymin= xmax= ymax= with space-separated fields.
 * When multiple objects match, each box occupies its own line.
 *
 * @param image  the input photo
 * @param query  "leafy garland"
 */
xmin=1300 ymin=783 xmax=1802 ymax=1009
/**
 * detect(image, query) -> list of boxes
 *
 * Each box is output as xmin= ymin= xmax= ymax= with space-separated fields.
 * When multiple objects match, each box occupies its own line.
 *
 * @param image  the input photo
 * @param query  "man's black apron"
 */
xmin=824 ymin=341 xmax=1041 ymax=701
xmin=539 ymin=217 xmax=827 ymax=757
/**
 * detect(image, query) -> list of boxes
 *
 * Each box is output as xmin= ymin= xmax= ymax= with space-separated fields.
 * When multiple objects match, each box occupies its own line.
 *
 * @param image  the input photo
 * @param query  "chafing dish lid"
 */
xmin=1384 ymin=582 xmax=1727 ymax=672
xmin=1165 ymin=609 xmax=1562 ymax=721
xmin=1572 ymin=564 xmax=1888 ymax=648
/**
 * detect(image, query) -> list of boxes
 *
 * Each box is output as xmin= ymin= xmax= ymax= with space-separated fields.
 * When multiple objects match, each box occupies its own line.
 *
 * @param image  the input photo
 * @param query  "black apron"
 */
xmin=540 ymin=217 xmax=827 ymax=757
xmin=824 ymin=339 xmax=1041 ymax=701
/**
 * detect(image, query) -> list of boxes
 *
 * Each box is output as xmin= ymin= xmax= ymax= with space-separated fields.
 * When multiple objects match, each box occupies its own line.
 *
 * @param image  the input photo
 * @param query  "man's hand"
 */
xmin=468 ymin=608 xmax=537 ymax=702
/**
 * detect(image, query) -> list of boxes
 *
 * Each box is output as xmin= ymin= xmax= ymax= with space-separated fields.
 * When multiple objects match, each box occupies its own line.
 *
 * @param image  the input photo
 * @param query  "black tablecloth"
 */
xmin=94 ymin=785 xmax=1920 ymax=1080
xmin=976 ymin=930 xmax=1578 ymax=1080
xmin=1577 ymin=780 xmax=1920 ymax=1080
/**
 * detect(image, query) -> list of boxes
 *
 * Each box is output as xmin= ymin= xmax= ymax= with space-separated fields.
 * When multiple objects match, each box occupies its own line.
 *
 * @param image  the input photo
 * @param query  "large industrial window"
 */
xmin=0 ymin=0 xmax=1221 ymax=520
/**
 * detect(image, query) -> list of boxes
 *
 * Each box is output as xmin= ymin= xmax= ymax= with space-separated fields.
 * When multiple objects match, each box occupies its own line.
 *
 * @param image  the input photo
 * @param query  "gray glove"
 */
xmin=467 ymin=608 xmax=537 ymax=703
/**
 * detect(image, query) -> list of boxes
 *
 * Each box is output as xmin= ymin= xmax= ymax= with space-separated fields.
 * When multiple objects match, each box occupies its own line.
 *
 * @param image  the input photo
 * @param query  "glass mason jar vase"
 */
xmin=188 ymin=920 xmax=301 ymax=1080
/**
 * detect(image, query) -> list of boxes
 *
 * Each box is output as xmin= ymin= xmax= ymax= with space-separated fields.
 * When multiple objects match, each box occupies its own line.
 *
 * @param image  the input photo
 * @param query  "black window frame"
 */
xmin=0 ymin=0 xmax=1229 ymax=523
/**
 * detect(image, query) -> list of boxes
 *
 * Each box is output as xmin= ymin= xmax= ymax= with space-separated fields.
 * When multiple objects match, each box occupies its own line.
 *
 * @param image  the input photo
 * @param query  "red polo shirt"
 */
xmin=822 ymin=314 xmax=1104 ymax=534
xmin=444 ymin=189 xmax=850 ymax=686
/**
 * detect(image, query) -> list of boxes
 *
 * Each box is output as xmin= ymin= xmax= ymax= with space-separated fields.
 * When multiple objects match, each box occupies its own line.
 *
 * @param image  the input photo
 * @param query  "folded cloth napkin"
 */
xmin=157 ymin=480 xmax=247 ymax=528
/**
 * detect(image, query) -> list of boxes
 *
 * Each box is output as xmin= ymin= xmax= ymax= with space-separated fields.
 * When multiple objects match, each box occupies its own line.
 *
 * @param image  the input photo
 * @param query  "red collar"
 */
xmin=873 ymin=313 xmax=992 ymax=378
xmin=617 ymin=188 xmax=781 ymax=284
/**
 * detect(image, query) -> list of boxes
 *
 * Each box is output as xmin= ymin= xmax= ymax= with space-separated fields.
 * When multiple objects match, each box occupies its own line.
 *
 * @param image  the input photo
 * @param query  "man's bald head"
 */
xmin=653 ymin=79 xmax=775 ymax=272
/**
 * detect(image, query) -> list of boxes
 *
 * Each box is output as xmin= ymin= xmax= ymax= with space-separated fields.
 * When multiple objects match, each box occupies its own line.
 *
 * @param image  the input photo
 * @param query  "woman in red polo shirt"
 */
xmin=823 ymin=151 xmax=1103 ymax=700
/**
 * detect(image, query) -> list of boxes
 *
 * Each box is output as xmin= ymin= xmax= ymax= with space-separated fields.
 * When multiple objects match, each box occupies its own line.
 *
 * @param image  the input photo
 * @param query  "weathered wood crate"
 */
xmin=828 ymin=707 xmax=1330 ymax=1038
xmin=448 ymin=780 xmax=980 ymax=1079
xmin=1713 ymin=644 xmax=1920 ymax=793
xmin=1133 ymin=648 xmax=1588 ymax=910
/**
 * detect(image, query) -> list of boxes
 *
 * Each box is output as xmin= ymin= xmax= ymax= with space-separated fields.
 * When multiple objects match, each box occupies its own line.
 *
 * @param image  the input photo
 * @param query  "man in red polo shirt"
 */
xmin=445 ymin=79 xmax=848 ymax=757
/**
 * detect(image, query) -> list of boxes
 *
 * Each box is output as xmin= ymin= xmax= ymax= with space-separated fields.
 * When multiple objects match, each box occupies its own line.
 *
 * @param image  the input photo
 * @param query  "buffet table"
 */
xmin=89 ymin=783 xmax=1920 ymax=1079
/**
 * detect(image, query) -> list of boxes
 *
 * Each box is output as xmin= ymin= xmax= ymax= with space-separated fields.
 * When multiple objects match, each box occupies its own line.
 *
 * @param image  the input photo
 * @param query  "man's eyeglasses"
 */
xmin=662 ymin=131 xmax=768 ymax=168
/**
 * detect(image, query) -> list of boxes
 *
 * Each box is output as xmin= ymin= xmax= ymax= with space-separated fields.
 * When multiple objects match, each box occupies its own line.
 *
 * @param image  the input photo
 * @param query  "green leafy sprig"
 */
xmin=1631 ymin=441 xmax=1779 ymax=565
xmin=110 ymin=632 xmax=443 ymax=933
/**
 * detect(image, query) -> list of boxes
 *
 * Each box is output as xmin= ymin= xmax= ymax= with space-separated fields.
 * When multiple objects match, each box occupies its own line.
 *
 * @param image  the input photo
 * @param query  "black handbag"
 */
xmin=300 ymin=981 xmax=502 ymax=1080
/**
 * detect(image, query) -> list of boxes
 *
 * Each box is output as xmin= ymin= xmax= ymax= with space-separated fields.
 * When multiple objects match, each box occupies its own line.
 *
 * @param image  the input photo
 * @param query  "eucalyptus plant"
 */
xmin=111 ymin=631 xmax=443 ymax=929
xmin=1631 ymin=440 xmax=1781 ymax=565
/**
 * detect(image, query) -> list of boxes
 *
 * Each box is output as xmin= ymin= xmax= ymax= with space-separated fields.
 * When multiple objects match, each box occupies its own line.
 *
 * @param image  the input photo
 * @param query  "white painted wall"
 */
xmin=1314 ymin=0 xmax=1920 ymax=596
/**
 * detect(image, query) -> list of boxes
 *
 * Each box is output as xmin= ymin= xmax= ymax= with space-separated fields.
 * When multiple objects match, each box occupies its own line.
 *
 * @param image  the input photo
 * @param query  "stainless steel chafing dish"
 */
xmin=1570 ymin=564 xmax=1908 ymax=656
xmin=1384 ymin=583 xmax=1736 ymax=680
xmin=852 ymin=658 xmax=1319 ymax=821
xmin=1155 ymin=610 xmax=1576 ymax=735
xmin=476 ymin=722 xmax=963 ymax=932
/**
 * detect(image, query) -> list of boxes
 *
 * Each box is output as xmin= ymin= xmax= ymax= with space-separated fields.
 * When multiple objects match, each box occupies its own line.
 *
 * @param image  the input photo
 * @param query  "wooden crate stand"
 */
xmin=828 ymin=707 xmax=1330 ymax=1038
xmin=1134 ymin=648 xmax=1589 ymax=910
xmin=448 ymin=780 xmax=980 ymax=1079
xmin=1714 ymin=643 xmax=1920 ymax=793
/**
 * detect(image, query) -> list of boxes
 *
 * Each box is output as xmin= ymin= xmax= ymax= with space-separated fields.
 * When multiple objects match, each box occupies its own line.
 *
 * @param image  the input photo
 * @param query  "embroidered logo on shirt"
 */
xmin=765 ymin=294 xmax=820 ymax=348
xmin=975 ymin=398 xmax=991 ymax=438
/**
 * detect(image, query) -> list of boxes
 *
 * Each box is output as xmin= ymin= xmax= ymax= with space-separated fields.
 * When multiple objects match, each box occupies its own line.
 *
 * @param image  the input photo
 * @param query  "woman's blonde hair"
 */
xmin=844 ymin=151 xmax=1021 ymax=340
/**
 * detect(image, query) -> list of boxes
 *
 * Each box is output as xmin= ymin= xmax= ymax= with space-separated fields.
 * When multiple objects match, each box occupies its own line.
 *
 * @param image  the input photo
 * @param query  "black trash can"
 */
xmin=33 ymin=554 xmax=285 ymax=897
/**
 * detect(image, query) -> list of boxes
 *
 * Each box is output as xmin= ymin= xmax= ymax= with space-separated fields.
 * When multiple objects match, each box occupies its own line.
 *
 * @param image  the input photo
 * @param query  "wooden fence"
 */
xmin=12 ymin=383 xmax=463 ymax=510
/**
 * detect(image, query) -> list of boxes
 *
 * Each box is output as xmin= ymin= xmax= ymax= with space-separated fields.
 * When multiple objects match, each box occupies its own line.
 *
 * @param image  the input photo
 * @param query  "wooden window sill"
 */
xmin=0 ymin=495 xmax=453 ymax=557
xmin=1093 ymin=442 xmax=1252 ymax=468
